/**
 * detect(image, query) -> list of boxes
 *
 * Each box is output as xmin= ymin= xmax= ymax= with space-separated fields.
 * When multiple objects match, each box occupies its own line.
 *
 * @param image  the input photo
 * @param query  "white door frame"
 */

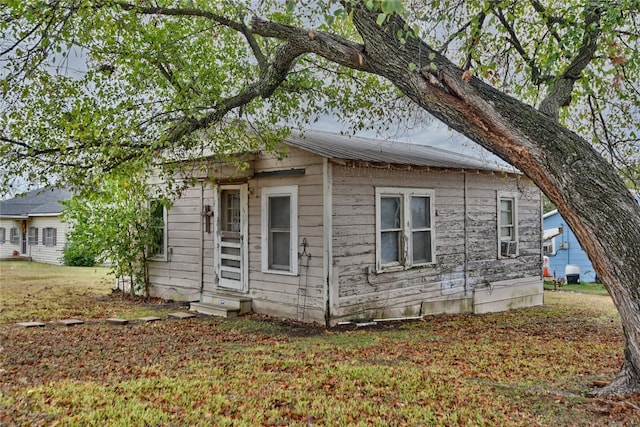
xmin=215 ymin=184 xmax=249 ymax=292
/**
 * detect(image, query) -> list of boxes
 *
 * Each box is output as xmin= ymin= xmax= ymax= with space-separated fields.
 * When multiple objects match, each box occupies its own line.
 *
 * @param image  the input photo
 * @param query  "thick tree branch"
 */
xmin=164 ymin=39 xmax=308 ymax=144
xmin=538 ymin=2 xmax=602 ymax=119
xmin=0 ymin=134 xmax=26 ymax=146
xmin=159 ymin=16 xmax=373 ymax=144
xmin=348 ymin=6 xmax=640 ymax=396
xmin=250 ymin=17 xmax=371 ymax=72
xmin=113 ymin=2 xmax=244 ymax=32
xmin=529 ymin=0 xmax=568 ymax=26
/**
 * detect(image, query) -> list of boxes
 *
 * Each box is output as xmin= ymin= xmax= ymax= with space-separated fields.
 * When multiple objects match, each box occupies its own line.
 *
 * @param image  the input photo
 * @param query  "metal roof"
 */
xmin=283 ymin=130 xmax=513 ymax=173
xmin=0 ymin=187 xmax=72 ymax=217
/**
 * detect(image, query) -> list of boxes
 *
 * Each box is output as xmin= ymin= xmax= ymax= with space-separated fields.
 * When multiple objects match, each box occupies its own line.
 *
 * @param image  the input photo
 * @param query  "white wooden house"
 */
xmin=0 ymin=188 xmax=71 ymax=264
xmin=147 ymin=130 xmax=543 ymax=326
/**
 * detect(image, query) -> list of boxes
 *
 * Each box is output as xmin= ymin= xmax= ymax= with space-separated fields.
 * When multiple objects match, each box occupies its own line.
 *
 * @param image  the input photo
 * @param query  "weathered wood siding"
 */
xmin=0 ymin=217 xmax=68 ymax=264
xmin=147 ymin=147 xmax=328 ymax=323
xmin=146 ymin=145 xmax=542 ymax=326
xmin=246 ymin=147 xmax=326 ymax=323
xmin=148 ymin=185 xmax=204 ymax=301
xmin=330 ymin=164 xmax=541 ymax=323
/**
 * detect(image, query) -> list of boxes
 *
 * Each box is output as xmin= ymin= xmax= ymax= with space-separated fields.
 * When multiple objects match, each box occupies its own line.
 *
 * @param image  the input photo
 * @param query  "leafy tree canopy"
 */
xmin=61 ymin=171 xmax=168 ymax=295
xmin=2 ymin=0 xmax=636 ymax=194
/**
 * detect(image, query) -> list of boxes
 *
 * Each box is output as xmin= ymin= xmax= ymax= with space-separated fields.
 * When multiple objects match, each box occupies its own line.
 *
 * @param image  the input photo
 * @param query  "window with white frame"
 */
xmin=28 ymin=226 xmax=38 ymax=245
xmin=375 ymin=187 xmax=435 ymax=272
xmin=498 ymin=192 xmax=518 ymax=258
xmin=9 ymin=227 xmax=19 ymax=245
xmin=44 ymin=227 xmax=57 ymax=247
xmin=149 ymin=200 xmax=167 ymax=260
xmin=0 ymin=227 xmax=5 ymax=244
xmin=543 ymin=237 xmax=555 ymax=255
xmin=261 ymin=186 xmax=298 ymax=275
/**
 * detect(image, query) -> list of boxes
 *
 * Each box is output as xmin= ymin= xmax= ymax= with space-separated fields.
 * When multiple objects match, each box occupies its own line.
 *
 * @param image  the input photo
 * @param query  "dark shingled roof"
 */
xmin=0 ymin=188 xmax=72 ymax=218
xmin=283 ymin=129 xmax=513 ymax=172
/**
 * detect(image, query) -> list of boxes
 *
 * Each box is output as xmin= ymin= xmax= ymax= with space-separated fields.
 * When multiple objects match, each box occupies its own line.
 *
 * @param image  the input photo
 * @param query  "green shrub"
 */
xmin=62 ymin=240 xmax=97 ymax=267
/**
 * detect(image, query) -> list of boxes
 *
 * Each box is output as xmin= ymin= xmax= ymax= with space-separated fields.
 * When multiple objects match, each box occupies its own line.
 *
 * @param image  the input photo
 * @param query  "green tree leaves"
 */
xmin=0 ymin=0 xmax=638 ymax=190
xmin=61 ymin=171 xmax=167 ymax=296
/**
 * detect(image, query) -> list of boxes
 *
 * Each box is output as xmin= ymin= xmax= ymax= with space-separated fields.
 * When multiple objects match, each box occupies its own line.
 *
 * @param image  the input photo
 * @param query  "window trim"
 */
xmin=43 ymin=227 xmax=57 ymax=247
xmin=0 ymin=227 xmax=5 ymax=244
xmin=261 ymin=185 xmax=298 ymax=275
xmin=28 ymin=226 xmax=38 ymax=245
xmin=543 ymin=237 xmax=555 ymax=255
xmin=497 ymin=191 xmax=519 ymax=259
xmin=375 ymin=187 xmax=436 ymax=273
xmin=9 ymin=227 xmax=19 ymax=245
xmin=148 ymin=200 xmax=168 ymax=261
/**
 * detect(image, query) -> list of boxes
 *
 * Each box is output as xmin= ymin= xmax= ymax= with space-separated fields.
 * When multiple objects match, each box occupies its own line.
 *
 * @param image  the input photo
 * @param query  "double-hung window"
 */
xmin=28 ymin=227 xmax=38 ymax=245
xmin=0 ymin=227 xmax=5 ymax=244
xmin=376 ymin=187 xmax=435 ymax=272
xmin=9 ymin=227 xmax=19 ymax=245
xmin=149 ymin=200 xmax=167 ymax=260
xmin=261 ymin=186 xmax=298 ymax=275
xmin=43 ymin=227 xmax=57 ymax=247
xmin=498 ymin=192 xmax=518 ymax=258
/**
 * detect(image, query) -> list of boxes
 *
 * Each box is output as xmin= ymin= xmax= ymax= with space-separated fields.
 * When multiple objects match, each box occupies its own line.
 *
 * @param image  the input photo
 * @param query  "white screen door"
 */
xmin=217 ymin=185 xmax=248 ymax=290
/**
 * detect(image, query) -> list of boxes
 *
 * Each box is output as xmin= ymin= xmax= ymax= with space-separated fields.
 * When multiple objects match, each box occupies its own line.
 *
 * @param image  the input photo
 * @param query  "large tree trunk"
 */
xmin=347 ymin=8 xmax=640 ymax=395
xmin=251 ymin=4 xmax=640 ymax=395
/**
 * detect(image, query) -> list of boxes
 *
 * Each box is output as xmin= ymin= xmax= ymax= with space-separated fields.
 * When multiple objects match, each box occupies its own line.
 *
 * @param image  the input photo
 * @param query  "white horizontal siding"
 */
xmin=0 ymin=217 xmax=68 ymax=265
xmin=0 ymin=219 xmax=22 ymax=259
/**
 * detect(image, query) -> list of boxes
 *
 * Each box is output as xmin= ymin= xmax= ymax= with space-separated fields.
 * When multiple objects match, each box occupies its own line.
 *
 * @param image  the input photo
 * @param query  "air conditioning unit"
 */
xmin=501 ymin=240 xmax=518 ymax=257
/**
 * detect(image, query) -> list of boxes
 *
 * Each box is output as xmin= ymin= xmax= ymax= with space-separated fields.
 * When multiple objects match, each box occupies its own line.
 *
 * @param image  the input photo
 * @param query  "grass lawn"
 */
xmin=1 ymin=261 xmax=639 ymax=426
xmin=543 ymin=280 xmax=610 ymax=295
xmin=0 ymin=261 xmax=174 ymax=323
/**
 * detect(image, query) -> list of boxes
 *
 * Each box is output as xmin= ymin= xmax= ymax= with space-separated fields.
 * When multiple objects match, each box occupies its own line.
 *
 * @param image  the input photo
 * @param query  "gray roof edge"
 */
xmin=284 ymin=129 xmax=515 ymax=173
xmin=0 ymin=187 xmax=72 ymax=216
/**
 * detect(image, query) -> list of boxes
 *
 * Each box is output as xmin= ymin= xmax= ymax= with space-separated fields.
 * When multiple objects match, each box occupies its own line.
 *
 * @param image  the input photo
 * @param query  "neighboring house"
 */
xmin=147 ymin=130 xmax=543 ymax=326
xmin=543 ymin=209 xmax=595 ymax=283
xmin=543 ymin=192 xmax=640 ymax=283
xmin=0 ymin=187 xmax=72 ymax=264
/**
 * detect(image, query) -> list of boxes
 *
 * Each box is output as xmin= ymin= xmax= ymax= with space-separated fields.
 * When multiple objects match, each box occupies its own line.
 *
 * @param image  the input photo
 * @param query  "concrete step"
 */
xmin=189 ymin=302 xmax=240 ymax=318
xmin=199 ymin=294 xmax=252 ymax=314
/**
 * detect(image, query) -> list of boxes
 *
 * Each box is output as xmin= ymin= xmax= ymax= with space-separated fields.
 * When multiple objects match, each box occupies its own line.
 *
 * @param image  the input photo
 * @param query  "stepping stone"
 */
xmin=106 ymin=318 xmax=129 ymax=325
xmin=138 ymin=316 xmax=162 ymax=322
xmin=58 ymin=319 xmax=84 ymax=326
xmin=168 ymin=312 xmax=195 ymax=319
xmin=17 ymin=321 xmax=45 ymax=328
